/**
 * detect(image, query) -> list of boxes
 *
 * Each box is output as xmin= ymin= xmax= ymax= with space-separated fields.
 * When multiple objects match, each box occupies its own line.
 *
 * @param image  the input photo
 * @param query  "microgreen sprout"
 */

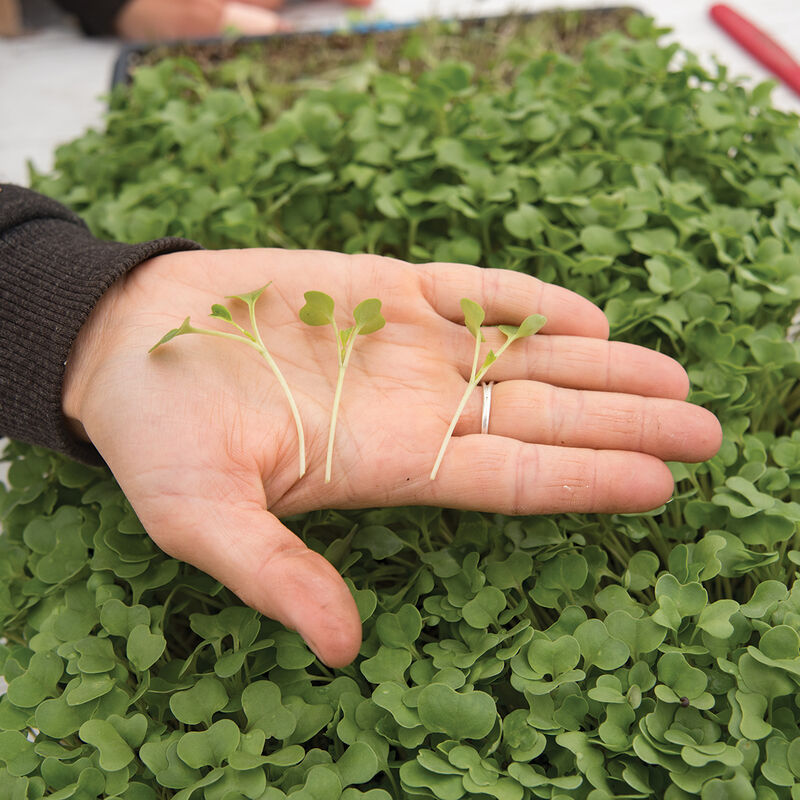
xmin=430 ymin=299 xmax=546 ymax=480
xmin=149 ymin=283 xmax=307 ymax=478
xmin=299 ymin=291 xmax=385 ymax=483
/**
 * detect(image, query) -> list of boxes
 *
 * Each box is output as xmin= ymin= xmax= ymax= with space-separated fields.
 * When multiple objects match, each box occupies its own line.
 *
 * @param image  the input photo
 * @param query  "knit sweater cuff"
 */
xmin=1 ymin=185 xmax=201 ymax=464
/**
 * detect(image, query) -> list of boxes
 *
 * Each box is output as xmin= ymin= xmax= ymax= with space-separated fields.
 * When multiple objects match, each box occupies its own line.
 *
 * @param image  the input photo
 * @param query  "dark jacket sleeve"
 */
xmin=50 ymin=0 xmax=130 ymax=36
xmin=0 ymin=184 xmax=201 ymax=464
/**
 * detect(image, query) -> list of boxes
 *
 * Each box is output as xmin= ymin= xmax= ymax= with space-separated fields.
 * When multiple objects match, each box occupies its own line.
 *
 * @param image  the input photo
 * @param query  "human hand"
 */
xmin=62 ymin=249 xmax=721 ymax=666
xmin=115 ymin=0 xmax=373 ymax=40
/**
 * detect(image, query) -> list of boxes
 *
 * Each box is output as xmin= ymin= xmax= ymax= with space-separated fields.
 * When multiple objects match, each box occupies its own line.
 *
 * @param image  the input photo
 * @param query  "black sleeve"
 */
xmin=50 ymin=0 xmax=130 ymax=36
xmin=0 ymin=184 xmax=202 ymax=464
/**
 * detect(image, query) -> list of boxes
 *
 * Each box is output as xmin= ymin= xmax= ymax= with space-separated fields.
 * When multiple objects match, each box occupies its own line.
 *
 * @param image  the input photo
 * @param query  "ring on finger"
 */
xmin=480 ymin=381 xmax=495 ymax=435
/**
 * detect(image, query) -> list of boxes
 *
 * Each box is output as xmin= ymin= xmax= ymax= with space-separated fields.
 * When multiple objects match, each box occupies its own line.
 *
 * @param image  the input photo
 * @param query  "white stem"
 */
xmin=474 ymin=337 xmax=513 ymax=384
xmin=255 ymin=344 xmax=307 ymax=479
xmin=469 ymin=330 xmax=482 ymax=382
xmin=325 ymin=325 xmax=359 ymax=483
xmin=430 ymin=381 xmax=477 ymax=480
xmin=430 ymin=330 xmax=484 ymax=481
xmin=248 ymin=305 xmax=307 ymax=478
xmin=326 ymin=365 xmax=346 ymax=483
xmin=187 ymin=326 xmax=251 ymax=345
xmin=179 ymin=323 xmax=307 ymax=478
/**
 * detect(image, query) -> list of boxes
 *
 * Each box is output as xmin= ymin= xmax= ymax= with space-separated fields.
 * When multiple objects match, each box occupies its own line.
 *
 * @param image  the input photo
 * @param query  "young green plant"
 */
xmin=149 ymin=283 xmax=307 ymax=478
xmin=430 ymin=299 xmax=546 ymax=480
xmin=299 ymin=291 xmax=385 ymax=483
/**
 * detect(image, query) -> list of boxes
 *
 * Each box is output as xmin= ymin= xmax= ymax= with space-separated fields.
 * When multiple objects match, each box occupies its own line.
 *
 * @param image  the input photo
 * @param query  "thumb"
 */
xmin=142 ymin=495 xmax=362 ymax=668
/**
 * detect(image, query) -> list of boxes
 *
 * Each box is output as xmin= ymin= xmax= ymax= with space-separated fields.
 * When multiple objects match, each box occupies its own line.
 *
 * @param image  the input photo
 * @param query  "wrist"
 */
xmin=62 ymin=277 xmax=124 ymax=442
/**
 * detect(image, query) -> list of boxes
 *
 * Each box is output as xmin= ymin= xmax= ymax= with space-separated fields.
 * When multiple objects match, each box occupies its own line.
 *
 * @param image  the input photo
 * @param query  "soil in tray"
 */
xmin=114 ymin=8 xmax=639 ymax=105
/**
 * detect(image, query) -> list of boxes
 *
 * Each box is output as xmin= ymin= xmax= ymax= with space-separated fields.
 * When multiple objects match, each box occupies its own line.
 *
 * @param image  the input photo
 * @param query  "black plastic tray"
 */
xmin=110 ymin=8 xmax=639 ymax=89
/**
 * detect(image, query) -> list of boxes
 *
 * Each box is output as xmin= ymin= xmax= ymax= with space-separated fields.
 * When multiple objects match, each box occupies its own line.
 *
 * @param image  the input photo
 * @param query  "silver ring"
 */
xmin=480 ymin=381 xmax=494 ymax=434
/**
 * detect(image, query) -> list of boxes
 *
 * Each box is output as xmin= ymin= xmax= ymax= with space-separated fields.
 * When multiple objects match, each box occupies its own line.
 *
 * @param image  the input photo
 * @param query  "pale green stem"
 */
xmin=469 ymin=330 xmax=482 ymax=382
xmin=430 ymin=382 xmax=477 ymax=480
xmin=247 ymin=303 xmax=306 ymax=479
xmin=475 ymin=336 xmax=514 ymax=383
xmin=254 ymin=345 xmax=307 ymax=479
xmin=430 ymin=332 xmax=518 ymax=480
xmin=189 ymin=321 xmax=307 ymax=479
xmin=325 ymin=324 xmax=360 ymax=483
xmin=430 ymin=333 xmax=482 ymax=480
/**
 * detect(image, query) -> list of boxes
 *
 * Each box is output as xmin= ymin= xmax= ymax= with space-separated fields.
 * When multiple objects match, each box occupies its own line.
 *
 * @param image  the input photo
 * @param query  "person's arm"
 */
xmin=0 ymin=184 xmax=200 ymax=462
xmin=50 ymin=0 xmax=287 ymax=39
xmin=49 ymin=0 xmax=129 ymax=36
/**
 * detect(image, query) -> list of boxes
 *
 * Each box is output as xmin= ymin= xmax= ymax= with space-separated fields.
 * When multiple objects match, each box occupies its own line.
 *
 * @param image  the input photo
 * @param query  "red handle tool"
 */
xmin=710 ymin=4 xmax=800 ymax=97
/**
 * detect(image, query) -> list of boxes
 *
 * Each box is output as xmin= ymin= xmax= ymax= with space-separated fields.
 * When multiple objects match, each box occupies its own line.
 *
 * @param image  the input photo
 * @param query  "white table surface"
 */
xmin=1 ymin=0 xmax=799 ymax=187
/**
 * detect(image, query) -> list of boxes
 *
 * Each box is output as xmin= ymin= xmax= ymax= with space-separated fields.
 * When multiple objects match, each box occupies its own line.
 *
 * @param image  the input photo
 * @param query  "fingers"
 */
xmin=425 ymin=437 xmax=677 ymax=515
xmin=222 ymin=2 xmax=287 ymax=33
xmin=455 ymin=380 xmax=722 ymax=462
xmin=451 ymin=333 xmax=690 ymax=400
xmin=135 ymin=484 xmax=361 ymax=668
xmin=237 ymin=0 xmax=284 ymax=10
xmin=417 ymin=262 xmax=609 ymax=338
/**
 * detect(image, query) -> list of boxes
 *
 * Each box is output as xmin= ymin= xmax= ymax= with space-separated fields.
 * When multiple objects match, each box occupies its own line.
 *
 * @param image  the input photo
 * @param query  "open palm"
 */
xmin=64 ymin=248 xmax=721 ymax=665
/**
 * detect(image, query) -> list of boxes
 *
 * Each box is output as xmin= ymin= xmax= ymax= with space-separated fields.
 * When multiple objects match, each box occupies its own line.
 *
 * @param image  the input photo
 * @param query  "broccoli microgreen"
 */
xmin=430 ymin=299 xmax=546 ymax=480
xmin=299 ymin=291 xmax=385 ymax=482
xmin=150 ymin=283 xmax=307 ymax=478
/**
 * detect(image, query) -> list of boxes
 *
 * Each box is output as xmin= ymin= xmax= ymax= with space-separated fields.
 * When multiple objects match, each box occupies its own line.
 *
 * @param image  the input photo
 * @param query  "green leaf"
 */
xmin=177 ymin=719 xmax=241 ymax=768
xmin=417 ymin=683 xmax=496 ymax=739
xmin=462 ymin=587 xmax=506 ymax=628
xmin=498 ymin=313 xmax=546 ymax=343
xmin=504 ymin=204 xmax=544 ymax=241
xmin=740 ymin=580 xmax=788 ymax=618
xmin=6 ymin=652 xmax=63 ymax=708
xmin=299 ymin=290 xmax=335 ymax=326
xmin=574 ymin=619 xmax=630 ymax=670
xmin=227 ymin=282 xmax=271 ymax=309
xmin=209 ymin=304 xmax=233 ymax=322
xmin=657 ymin=652 xmax=707 ymax=701
xmin=353 ymin=298 xmax=385 ymax=335
xmin=361 ymin=646 xmax=412 ymax=685
xmin=0 ymin=730 xmax=40 ymax=776
xmin=605 ymin=610 xmax=666 ymax=658
xmin=336 ymin=741 xmax=381 ymax=786
xmin=697 ymin=599 xmax=739 ymax=638
xmin=170 ymin=677 xmax=229 ymax=727
xmin=479 ymin=350 xmax=497 ymax=373
xmin=126 ymin=624 xmax=166 ymax=672
xmin=580 ymin=225 xmax=630 ymax=257
xmin=629 ymin=227 xmax=678 ymax=254
xmin=149 ymin=316 xmax=193 ymax=352
xmin=351 ymin=526 xmax=405 ymax=559
xmin=376 ymin=604 xmax=422 ymax=649
xmin=241 ymin=681 xmax=296 ymax=739
xmin=527 ymin=634 xmax=581 ymax=677
xmin=461 ymin=298 xmax=485 ymax=339
xmin=79 ymin=719 xmax=135 ymax=771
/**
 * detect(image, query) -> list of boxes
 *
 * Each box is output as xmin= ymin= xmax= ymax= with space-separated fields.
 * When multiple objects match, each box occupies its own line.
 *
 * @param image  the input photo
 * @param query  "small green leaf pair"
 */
xmin=150 ymin=284 xmax=308 ymax=477
xmin=151 ymin=285 xmax=385 ymax=483
xmin=430 ymin=299 xmax=546 ymax=479
xmin=299 ymin=291 xmax=385 ymax=482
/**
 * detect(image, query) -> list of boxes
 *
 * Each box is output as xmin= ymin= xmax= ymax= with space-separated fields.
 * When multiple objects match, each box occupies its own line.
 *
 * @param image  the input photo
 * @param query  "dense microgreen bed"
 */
xmin=4 ymin=14 xmax=800 ymax=800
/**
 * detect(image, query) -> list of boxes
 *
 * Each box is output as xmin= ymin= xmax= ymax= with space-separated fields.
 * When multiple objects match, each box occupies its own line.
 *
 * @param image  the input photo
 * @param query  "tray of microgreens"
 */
xmin=3 ymin=10 xmax=800 ymax=799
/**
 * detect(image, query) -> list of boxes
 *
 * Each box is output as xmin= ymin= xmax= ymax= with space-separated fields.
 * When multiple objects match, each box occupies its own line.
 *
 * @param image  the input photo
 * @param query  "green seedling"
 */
xmin=430 ymin=299 xmax=546 ymax=480
xmin=299 ymin=291 xmax=385 ymax=483
xmin=150 ymin=283 xmax=307 ymax=478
